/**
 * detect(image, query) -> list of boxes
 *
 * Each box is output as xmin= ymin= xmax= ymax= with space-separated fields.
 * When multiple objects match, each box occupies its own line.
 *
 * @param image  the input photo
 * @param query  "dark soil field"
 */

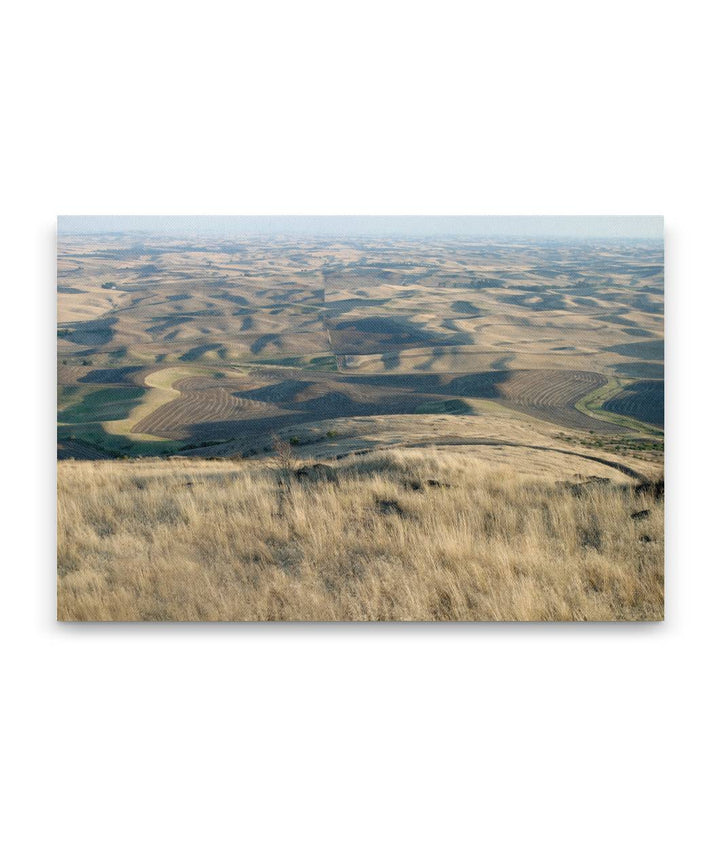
xmin=57 ymin=232 xmax=664 ymax=466
xmin=602 ymin=380 xmax=664 ymax=427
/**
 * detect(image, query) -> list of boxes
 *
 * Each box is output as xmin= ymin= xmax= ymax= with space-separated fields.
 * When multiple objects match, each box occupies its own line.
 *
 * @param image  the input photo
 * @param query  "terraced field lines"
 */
xmin=132 ymin=372 xmax=286 ymax=440
xmin=575 ymin=377 xmax=663 ymax=434
xmin=492 ymin=370 xmax=614 ymax=431
xmin=601 ymin=380 xmax=664 ymax=428
xmin=102 ymin=366 xmax=242 ymax=443
xmin=136 ymin=387 xmax=247 ymax=438
xmin=101 ymin=368 xmax=181 ymax=442
xmin=499 ymin=370 xmax=605 ymax=408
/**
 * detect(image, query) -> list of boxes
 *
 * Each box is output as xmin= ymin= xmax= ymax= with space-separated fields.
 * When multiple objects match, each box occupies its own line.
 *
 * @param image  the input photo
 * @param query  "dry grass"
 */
xmin=57 ymin=451 xmax=663 ymax=621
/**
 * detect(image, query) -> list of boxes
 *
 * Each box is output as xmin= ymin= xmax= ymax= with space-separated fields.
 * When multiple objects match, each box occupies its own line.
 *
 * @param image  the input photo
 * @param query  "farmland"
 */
xmin=57 ymin=221 xmax=664 ymax=621
xmin=601 ymin=380 xmax=664 ymax=427
xmin=58 ymin=231 xmax=664 ymax=472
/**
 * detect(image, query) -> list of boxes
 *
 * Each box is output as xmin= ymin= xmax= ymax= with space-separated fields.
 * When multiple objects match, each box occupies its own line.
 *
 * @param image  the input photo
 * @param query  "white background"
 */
xmin=2 ymin=1 xmax=718 ymax=854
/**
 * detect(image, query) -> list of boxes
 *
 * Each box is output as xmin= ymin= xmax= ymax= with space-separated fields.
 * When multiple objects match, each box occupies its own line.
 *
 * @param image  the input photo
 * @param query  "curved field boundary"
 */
xmin=456 ymin=369 xmax=624 ymax=431
xmin=333 ymin=439 xmax=650 ymax=482
xmin=133 ymin=381 xmax=286 ymax=439
xmin=492 ymin=370 xmax=621 ymax=432
xmin=575 ymin=378 xmax=663 ymax=434
xmin=102 ymin=367 xmax=184 ymax=442
xmin=601 ymin=380 xmax=664 ymax=428
xmin=103 ymin=366 xmax=247 ymax=443
xmin=497 ymin=370 xmax=605 ymax=407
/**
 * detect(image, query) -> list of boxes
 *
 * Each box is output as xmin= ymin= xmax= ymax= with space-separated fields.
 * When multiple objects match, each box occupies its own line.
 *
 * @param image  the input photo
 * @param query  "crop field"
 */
xmin=57 ymin=227 xmax=664 ymax=476
xmin=493 ymin=370 xmax=612 ymax=430
xmin=602 ymin=380 xmax=664 ymax=427
xmin=56 ymin=219 xmax=664 ymax=622
xmin=131 ymin=375 xmax=289 ymax=439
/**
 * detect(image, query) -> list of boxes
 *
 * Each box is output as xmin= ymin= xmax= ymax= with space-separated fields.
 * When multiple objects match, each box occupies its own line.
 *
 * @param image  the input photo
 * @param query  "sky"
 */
xmin=58 ymin=215 xmax=663 ymax=240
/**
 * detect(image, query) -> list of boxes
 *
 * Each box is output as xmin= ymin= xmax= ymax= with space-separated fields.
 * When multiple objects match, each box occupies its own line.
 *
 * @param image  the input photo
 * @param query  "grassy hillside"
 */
xmin=57 ymin=451 xmax=663 ymax=621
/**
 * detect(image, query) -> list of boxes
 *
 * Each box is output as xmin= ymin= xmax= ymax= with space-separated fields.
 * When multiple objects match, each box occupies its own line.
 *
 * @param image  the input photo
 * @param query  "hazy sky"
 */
xmin=58 ymin=215 xmax=663 ymax=240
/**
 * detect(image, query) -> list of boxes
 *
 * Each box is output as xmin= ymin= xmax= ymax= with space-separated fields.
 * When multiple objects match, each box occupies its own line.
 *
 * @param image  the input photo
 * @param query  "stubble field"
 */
xmin=57 ymin=234 xmax=664 ymax=462
xmin=57 ymin=229 xmax=664 ymax=621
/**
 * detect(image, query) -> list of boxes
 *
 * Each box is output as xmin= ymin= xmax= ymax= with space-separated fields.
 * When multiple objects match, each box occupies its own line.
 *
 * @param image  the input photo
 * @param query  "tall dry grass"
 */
xmin=57 ymin=451 xmax=663 ymax=621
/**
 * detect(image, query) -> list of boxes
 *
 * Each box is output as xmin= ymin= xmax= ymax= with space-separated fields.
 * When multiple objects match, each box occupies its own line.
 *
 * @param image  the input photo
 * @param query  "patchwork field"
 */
xmin=58 ymin=233 xmax=664 ymax=472
xmin=57 ymin=225 xmax=664 ymax=621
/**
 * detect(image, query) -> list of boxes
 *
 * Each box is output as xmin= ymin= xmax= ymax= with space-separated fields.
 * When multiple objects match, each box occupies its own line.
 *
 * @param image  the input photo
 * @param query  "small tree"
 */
xmin=271 ymin=433 xmax=295 ymax=483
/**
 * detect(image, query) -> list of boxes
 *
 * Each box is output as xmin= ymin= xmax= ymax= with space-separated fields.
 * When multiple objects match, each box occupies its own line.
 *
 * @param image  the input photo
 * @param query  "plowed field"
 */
xmin=132 ymin=376 xmax=289 ymax=439
xmin=602 ymin=380 xmax=664 ymax=427
xmin=495 ymin=370 xmax=614 ymax=431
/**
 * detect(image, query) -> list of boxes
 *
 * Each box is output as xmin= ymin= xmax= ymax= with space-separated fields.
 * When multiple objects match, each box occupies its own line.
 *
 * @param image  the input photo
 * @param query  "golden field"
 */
xmin=58 ymin=234 xmax=663 ymax=461
xmin=57 ymin=451 xmax=663 ymax=621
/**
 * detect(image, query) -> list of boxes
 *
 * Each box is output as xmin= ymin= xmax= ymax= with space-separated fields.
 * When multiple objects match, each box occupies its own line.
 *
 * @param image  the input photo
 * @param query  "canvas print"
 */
xmin=57 ymin=216 xmax=664 ymax=621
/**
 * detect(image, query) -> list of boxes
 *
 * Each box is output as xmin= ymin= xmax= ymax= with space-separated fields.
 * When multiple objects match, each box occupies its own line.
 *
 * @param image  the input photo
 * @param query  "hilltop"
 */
xmin=57 ymin=450 xmax=663 ymax=621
